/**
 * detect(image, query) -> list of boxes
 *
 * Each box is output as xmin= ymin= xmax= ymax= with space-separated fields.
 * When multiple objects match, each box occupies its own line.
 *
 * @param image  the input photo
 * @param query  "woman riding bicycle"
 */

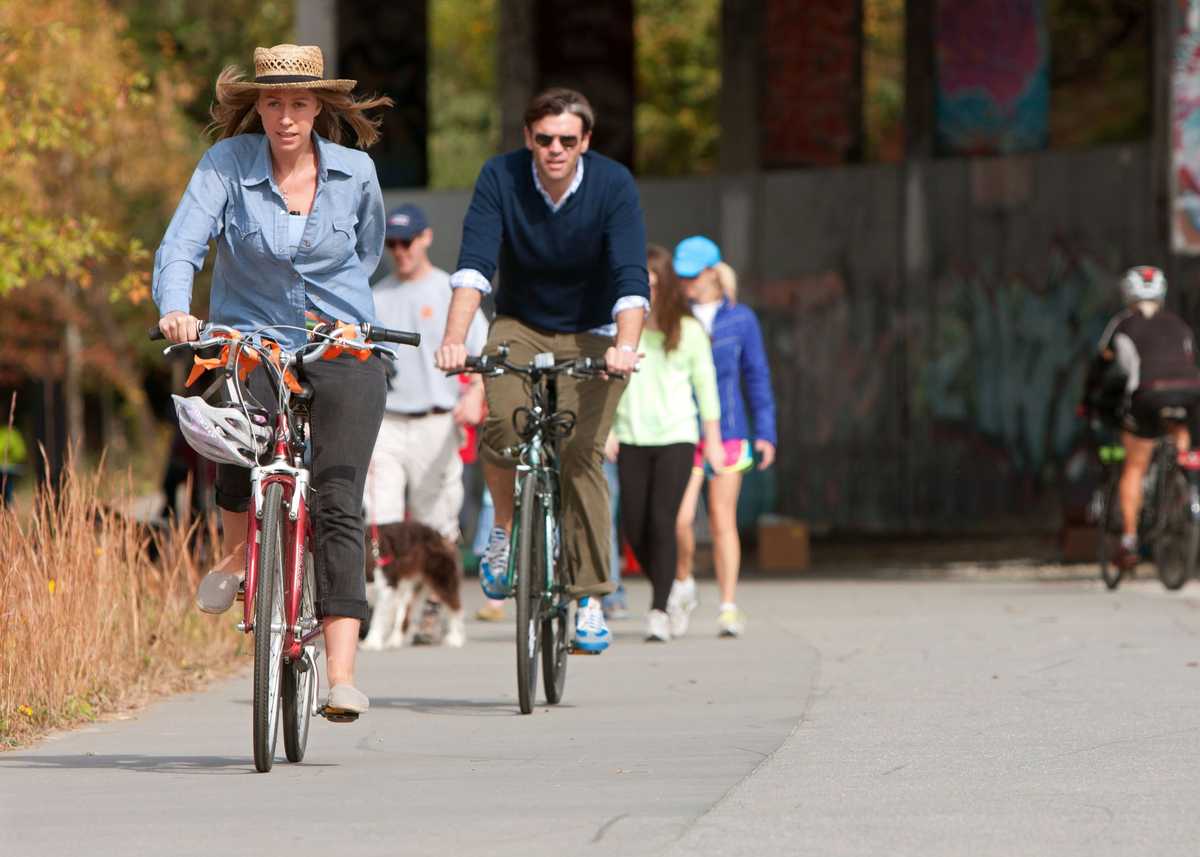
xmin=1087 ymin=266 xmax=1200 ymax=572
xmin=152 ymin=44 xmax=392 ymax=716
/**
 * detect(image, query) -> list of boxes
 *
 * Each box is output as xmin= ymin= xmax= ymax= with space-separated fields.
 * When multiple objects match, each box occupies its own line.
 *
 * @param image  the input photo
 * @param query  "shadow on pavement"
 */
xmin=368 ymin=696 xmax=562 ymax=717
xmin=0 ymin=754 xmax=313 ymax=773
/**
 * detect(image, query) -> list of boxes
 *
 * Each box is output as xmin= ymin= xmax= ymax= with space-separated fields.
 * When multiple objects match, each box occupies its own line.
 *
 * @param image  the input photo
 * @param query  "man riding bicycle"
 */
xmin=1086 ymin=266 xmax=1200 ymax=571
xmin=435 ymin=87 xmax=648 ymax=653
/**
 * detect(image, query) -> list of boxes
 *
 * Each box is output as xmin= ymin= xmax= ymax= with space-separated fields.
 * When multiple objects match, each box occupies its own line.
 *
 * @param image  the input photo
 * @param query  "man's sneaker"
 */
xmin=645 ymin=609 xmax=671 ymax=642
xmin=573 ymin=597 xmax=611 ymax=653
xmin=717 ymin=604 xmax=746 ymax=638
xmin=1115 ymin=542 xmax=1140 ymax=573
xmin=474 ymin=601 xmax=506 ymax=622
xmin=667 ymin=577 xmax=698 ymax=637
xmin=479 ymin=528 xmax=511 ymax=599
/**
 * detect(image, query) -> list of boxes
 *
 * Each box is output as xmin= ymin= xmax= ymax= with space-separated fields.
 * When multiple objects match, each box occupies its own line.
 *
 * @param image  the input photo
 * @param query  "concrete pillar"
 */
xmin=336 ymin=2 xmax=428 ymax=187
xmin=498 ymin=0 xmax=537 ymax=151
xmin=718 ymin=0 xmax=767 ymax=288
xmin=295 ymin=0 xmax=338 ymax=76
xmin=535 ymin=0 xmax=636 ymax=167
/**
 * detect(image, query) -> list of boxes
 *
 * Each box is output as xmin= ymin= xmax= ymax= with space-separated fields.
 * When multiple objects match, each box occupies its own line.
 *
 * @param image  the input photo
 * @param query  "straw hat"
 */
xmin=221 ymin=44 xmax=356 ymax=94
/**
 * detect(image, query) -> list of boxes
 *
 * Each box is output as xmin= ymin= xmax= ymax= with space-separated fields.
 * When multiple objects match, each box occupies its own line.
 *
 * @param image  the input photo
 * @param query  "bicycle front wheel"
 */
xmin=515 ymin=474 xmax=541 ymax=715
xmin=282 ymin=550 xmax=317 ymax=763
xmin=542 ymin=512 xmax=568 ymax=705
xmin=1154 ymin=470 xmax=1199 ymax=591
xmin=253 ymin=482 xmax=286 ymax=773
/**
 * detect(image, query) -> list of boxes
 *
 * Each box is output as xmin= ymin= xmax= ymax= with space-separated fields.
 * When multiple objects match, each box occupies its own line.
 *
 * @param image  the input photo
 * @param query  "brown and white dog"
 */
xmin=361 ymin=520 xmax=466 ymax=650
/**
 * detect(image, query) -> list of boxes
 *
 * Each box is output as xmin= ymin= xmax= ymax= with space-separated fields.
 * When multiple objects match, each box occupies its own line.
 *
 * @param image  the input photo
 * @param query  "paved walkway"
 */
xmin=5 ymin=571 xmax=1200 ymax=855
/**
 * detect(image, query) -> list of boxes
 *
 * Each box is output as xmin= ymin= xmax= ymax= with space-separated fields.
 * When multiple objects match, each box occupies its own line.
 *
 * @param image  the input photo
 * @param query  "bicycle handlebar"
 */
xmin=150 ymin=321 xmax=419 ymax=349
xmin=457 ymin=354 xmax=623 ymax=379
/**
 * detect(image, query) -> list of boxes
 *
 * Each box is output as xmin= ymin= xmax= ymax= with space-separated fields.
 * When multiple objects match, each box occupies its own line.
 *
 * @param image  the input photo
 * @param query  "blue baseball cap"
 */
xmin=673 ymin=235 xmax=721 ymax=278
xmin=385 ymin=204 xmax=429 ymax=241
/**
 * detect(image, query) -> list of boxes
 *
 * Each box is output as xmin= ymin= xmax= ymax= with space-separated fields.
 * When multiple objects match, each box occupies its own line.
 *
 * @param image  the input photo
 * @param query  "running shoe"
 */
xmin=474 ymin=602 xmax=506 ymax=622
xmin=667 ymin=577 xmax=698 ymax=637
xmin=573 ymin=597 xmax=611 ymax=653
xmin=479 ymin=528 xmax=511 ymax=599
xmin=645 ymin=609 xmax=671 ymax=642
xmin=602 ymin=584 xmax=630 ymax=620
xmin=717 ymin=604 xmax=746 ymax=638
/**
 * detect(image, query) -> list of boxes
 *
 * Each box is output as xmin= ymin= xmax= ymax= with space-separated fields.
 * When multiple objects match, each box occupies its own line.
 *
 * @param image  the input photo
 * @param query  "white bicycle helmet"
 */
xmin=171 ymin=394 xmax=272 ymax=468
xmin=1120 ymin=265 xmax=1166 ymax=304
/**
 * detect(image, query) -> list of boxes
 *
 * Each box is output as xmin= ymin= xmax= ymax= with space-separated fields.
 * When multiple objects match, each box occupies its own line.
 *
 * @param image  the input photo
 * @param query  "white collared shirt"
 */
xmin=450 ymin=157 xmax=648 ymax=336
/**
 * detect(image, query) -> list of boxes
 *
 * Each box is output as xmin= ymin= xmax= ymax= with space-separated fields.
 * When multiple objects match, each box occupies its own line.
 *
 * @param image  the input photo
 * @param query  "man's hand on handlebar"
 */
xmin=604 ymin=345 xmax=641 ymax=377
xmin=159 ymin=311 xmax=202 ymax=344
xmin=436 ymin=339 xmax=469 ymax=372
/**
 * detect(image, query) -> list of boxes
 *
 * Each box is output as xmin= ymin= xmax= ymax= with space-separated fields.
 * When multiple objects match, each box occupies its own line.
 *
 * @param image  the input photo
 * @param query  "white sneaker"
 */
xmin=717 ymin=603 xmax=746 ymax=638
xmin=645 ymin=609 xmax=671 ymax=642
xmin=666 ymin=577 xmax=698 ymax=637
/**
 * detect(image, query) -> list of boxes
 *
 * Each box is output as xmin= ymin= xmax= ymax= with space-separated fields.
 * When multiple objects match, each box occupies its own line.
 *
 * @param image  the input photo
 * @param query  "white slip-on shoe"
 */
xmin=645 ymin=609 xmax=671 ymax=642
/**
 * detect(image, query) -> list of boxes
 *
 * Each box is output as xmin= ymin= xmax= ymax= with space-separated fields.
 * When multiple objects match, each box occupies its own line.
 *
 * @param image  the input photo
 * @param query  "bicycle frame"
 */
xmin=241 ymin=406 xmax=317 ymax=664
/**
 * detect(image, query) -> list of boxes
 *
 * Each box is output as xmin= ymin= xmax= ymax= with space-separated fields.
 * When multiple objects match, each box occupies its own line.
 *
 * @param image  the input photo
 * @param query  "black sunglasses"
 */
xmin=533 ymin=133 xmax=580 ymax=150
xmin=386 ymin=238 xmax=414 ymax=249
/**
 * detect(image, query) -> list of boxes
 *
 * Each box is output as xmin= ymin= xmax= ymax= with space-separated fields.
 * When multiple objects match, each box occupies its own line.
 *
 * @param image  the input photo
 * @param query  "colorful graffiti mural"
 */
xmin=935 ymin=0 xmax=1049 ymax=155
xmin=759 ymin=244 xmax=1122 ymax=531
xmin=1172 ymin=0 xmax=1200 ymax=254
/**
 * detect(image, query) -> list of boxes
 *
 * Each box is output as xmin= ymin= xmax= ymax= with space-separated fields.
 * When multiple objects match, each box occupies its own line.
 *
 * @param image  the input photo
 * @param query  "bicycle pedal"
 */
xmin=568 ymin=645 xmax=601 ymax=656
xmin=318 ymin=705 xmax=360 ymax=723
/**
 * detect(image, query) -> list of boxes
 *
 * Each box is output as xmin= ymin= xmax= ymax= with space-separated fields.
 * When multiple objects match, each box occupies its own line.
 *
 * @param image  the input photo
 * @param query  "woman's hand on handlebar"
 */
xmin=436 ymin=339 xmax=469 ymax=372
xmin=159 ymin=311 xmax=202 ymax=344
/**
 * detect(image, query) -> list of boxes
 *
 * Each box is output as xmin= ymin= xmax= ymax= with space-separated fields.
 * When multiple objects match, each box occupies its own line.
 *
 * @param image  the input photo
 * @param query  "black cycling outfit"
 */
xmin=1096 ymin=307 xmax=1200 ymax=438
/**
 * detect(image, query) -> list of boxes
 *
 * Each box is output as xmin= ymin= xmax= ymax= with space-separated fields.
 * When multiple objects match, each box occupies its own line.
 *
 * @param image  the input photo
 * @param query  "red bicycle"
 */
xmin=153 ymin=319 xmax=418 ymax=771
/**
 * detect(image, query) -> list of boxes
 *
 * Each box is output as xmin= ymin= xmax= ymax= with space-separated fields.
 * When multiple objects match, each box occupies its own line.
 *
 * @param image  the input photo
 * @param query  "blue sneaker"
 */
xmin=573 ymin=597 xmax=611 ymax=653
xmin=479 ymin=528 xmax=511 ymax=599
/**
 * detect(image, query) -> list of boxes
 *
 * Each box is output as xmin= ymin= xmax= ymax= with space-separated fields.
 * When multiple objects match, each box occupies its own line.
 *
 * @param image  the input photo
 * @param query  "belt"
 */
xmin=391 ymin=407 xmax=452 ymax=419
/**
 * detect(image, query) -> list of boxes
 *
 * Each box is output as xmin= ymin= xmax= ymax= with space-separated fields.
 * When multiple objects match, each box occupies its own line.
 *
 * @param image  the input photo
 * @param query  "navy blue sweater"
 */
xmin=456 ymin=149 xmax=649 ymax=332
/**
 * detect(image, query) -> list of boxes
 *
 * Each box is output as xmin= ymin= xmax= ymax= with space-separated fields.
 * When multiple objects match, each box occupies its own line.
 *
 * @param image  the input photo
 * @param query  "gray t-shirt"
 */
xmin=372 ymin=267 xmax=489 ymax=414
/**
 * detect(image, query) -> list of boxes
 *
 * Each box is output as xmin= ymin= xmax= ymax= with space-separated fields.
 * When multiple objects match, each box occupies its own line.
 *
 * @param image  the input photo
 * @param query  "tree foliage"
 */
xmin=634 ymin=0 xmax=720 ymax=177
xmin=428 ymin=0 xmax=499 ymax=189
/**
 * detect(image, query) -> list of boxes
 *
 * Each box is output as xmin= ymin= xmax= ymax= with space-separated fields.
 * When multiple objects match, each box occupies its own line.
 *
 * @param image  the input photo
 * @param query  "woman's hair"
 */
xmin=714 ymin=261 xmax=738 ymax=304
xmin=647 ymin=244 xmax=690 ymax=353
xmin=206 ymin=66 xmax=394 ymax=148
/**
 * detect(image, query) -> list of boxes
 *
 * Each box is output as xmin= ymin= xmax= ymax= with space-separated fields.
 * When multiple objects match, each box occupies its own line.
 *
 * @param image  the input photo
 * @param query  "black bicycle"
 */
xmin=456 ymin=345 xmax=622 ymax=714
xmin=1087 ymin=409 xmax=1200 ymax=591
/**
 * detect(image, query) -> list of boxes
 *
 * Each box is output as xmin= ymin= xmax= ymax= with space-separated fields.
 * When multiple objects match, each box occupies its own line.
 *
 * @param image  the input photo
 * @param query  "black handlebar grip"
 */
xmin=368 ymin=326 xmax=420 ymax=347
xmin=148 ymin=325 xmax=166 ymax=341
xmin=464 ymin=355 xmax=486 ymax=369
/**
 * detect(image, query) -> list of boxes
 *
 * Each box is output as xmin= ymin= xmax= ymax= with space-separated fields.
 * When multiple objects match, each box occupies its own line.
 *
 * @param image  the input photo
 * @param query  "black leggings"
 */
xmin=617 ymin=443 xmax=695 ymax=612
xmin=215 ymin=354 xmax=386 ymax=622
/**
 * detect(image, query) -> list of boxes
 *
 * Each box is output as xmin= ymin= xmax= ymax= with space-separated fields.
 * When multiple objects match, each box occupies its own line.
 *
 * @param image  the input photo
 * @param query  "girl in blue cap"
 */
xmin=670 ymin=236 xmax=776 ymax=638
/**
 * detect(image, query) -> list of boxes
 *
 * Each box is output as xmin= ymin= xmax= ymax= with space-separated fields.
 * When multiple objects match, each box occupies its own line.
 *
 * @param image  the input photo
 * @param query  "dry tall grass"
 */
xmin=0 ymin=467 xmax=244 ymax=747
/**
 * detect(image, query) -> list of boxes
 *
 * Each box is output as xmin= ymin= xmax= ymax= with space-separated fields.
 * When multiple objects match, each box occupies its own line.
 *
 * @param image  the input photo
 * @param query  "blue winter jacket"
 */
xmin=708 ymin=299 xmax=777 ymax=447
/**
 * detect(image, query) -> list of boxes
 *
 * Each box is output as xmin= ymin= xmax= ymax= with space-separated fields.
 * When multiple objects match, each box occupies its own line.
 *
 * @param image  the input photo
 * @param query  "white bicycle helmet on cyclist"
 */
xmin=172 ymin=394 xmax=271 ymax=468
xmin=1120 ymin=265 xmax=1167 ymax=304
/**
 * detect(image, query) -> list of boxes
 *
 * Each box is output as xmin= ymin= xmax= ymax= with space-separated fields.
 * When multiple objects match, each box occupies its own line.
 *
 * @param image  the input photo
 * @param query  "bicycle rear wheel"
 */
xmin=1154 ymin=469 xmax=1199 ymax=591
xmin=542 ymin=511 xmax=568 ymax=705
xmin=1097 ymin=474 xmax=1122 ymax=590
xmin=282 ymin=551 xmax=317 ymax=763
xmin=515 ymin=474 xmax=541 ymax=715
xmin=252 ymin=482 xmax=286 ymax=773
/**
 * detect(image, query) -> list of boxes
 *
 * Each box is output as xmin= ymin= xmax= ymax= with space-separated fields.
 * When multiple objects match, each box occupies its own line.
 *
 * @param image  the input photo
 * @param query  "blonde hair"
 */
xmin=714 ymin=261 xmax=738 ymax=304
xmin=206 ymin=66 xmax=394 ymax=149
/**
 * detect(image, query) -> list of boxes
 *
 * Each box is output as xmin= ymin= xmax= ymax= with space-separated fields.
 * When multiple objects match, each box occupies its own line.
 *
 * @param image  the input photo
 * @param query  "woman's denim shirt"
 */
xmin=152 ymin=133 xmax=384 ymax=350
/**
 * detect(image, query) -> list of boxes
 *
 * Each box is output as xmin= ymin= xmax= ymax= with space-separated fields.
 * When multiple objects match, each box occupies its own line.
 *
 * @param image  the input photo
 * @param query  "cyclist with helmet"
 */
xmin=1088 ymin=266 xmax=1200 ymax=571
xmin=152 ymin=44 xmax=392 ymax=717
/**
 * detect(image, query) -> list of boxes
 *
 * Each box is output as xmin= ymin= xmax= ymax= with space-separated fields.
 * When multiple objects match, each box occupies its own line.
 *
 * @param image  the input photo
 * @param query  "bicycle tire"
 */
xmin=542 ymin=508 xmax=568 ymax=705
xmin=1098 ymin=475 xmax=1122 ymax=590
xmin=282 ymin=550 xmax=316 ymax=763
xmin=1154 ymin=470 xmax=1198 ymax=591
xmin=515 ymin=474 xmax=540 ymax=715
xmin=252 ymin=482 xmax=285 ymax=773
